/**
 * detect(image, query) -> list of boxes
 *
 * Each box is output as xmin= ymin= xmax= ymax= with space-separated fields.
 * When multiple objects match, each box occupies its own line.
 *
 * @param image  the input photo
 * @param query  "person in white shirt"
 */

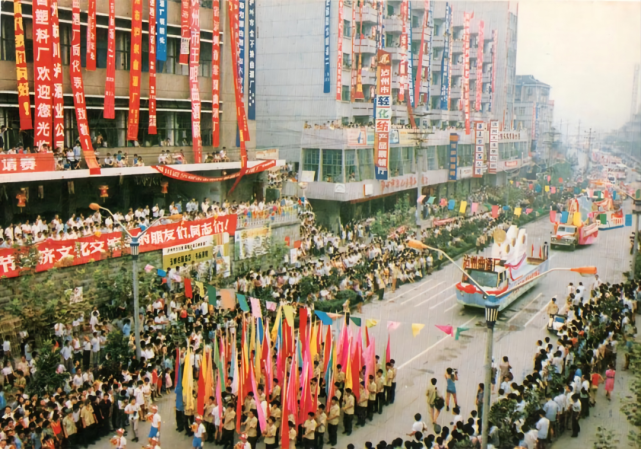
xmin=192 ymin=415 xmax=206 ymax=448
xmin=112 ymin=428 xmax=127 ymax=449
xmin=535 ymin=410 xmax=550 ymax=445
xmin=61 ymin=341 xmax=73 ymax=373
xmin=91 ymin=332 xmax=101 ymax=367
xmin=148 ymin=405 xmax=162 ymax=439
xmin=124 ymin=398 xmax=141 ymax=442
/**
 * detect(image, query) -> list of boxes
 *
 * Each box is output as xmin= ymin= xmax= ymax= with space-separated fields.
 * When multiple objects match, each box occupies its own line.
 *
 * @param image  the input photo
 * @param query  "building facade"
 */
xmin=513 ymin=75 xmax=555 ymax=157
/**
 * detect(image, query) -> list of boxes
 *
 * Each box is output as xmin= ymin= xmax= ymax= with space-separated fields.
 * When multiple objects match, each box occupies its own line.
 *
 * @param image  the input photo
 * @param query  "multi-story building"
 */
xmin=513 ymin=75 xmax=555 ymax=157
xmin=256 ymin=0 xmax=527 ymax=227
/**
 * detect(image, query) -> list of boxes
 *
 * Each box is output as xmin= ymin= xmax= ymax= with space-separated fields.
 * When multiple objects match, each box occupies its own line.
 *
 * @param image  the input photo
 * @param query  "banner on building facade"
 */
xmin=448 ymin=133 xmax=458 ymax=181
xmin=126 ymin=0 xmax=143 ymax=141
xmin=399 ymin=0 xmax=408 ymax=103
xmin=86 ymin=0 xmax=97 ymax=71
xmin=180 ymin=0 xmax=190 ymax=64
xmin=189 ymin=0 xmax=202 ymax=162
xmin=425 ymin=1 xmax=433 ymax=109
xmin=71 ymin=0 xmax=101 ymax=174
xmin=235 ymin=227 xmax=271 ymax=260
xmin=488 ymin=119 xmax=499 ymax=173
xmin=162 ymin=235 xmax=215 ymax=270
xmin=148 ymin=0 xmax=158 ymax=134
xmin=374 ymin=50 xmax=391 ymax=181
xmin=151 ymin=160 xmax=276 ymax=182
xmin=238 ymin=0 xmax=246 ymax=94
xmin=33 ymin=0 xmax=52 ymax=149
xmin=336 ymin=0 xmax=344 ymax=101
xmin=350 ymin=2 xmax=356 ymax=101
xmin=13 ymin=0 xmax=32 ymax=130
xmin=491 ymin=30 xmax=497 ymax=112
xmin=248 ymin=0 xmax=256 ymax=119
xmin=354 ymin=1 xmax=364 ymax=101
xmin=473 ymin=121 xmax=485 ymax=178
xmin=463 ymin=12 xmax=472 ymax=135
xmin=475 ymin=21 xmax=484 ymax=112
xmin=157 ymin=0 xmax=168 ymax=62
xmin=104 ymin=0 xmax=117 ymax=119
xmin=0 ymin=215 xmax=238 ymax=279
xmin=51 ymin=0 xmax=64 ymax=150
xmin=407 ymin=1 xmax=413 ymax=107
xmin=228 ymin=0 xmax=250 ymax=141
xmin=447 ymin=5 xmax=453 ymax=109
xmin=323 ymin=0 xmax=331 ymax=93
xmin=414 ymin=0 xmax=429 ymax=107
xmin=0 ymin=153 xmax=56 ymax=173
xmin=439 ymin=3 xmax=451 ymax=110
xmin=212 ymin=0 xmax=221 ymax=146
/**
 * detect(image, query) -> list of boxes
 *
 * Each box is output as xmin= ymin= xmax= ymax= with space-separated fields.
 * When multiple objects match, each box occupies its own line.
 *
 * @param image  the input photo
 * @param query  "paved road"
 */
xmin=92 ymin=201 xmax=634 ymax=449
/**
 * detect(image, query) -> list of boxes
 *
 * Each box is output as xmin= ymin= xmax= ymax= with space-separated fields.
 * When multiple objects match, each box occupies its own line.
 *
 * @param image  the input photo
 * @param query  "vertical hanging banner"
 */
xmin=475 ymin=21 xmax=484 ymax=112
xmin=448 ymin=133 xmax=459 ymax=181
xmin=104 ymin=0 xmax=117 ymax=119
xmin=399 ymin=0 xmax=408 ymax=103
xmin=157 ymin=0 xmax=168 ymax=62
xmin=212 ymin=0 xmax=221 ymax=147
xmin=189 ymin=0 xmax=202 ymax=162
xmin=51 ymin=0 xmax=64 ymax=150
xmin=335 ymin=0 xmax=344 ymax=101
xmin=439 ymin=3 xmax=451 ymax=110
xmin=127 ymin=0 xmax=143 ymax=141
xmin=323 ymin=0 xmax=331 ymax=93
xmin=491 ymin=30 xmax=497 ymax=113
xmin=238 ymin=0 xmax=246 ymax=94
xmin=86 ymin=0 xmax=97 ymax=71
xmin=13 ymin=0 xmax=32 ymax=130
xmin=349 ymin=2 xmax=356 ymax=101
xmin=71 ymin=0 xmax=100 ymax=174
xmin=425 ymin=1 xmax=433 ymax=109
xmin=33 ymin=0 xmax=52 ymax=150
xmin=462 ymin=12 xmax=471 ymax=135
xmin=228 ymin=0 xmax=250 ymax=141
xmin=414 ymin=0 xmax=429 ymax=107
xmin=377 ymin=0 xmax=384 ymax=49
xmin=149 ymin=0 xmax=158 ymax=134
xmin=354 ymin=1 xmax=364 ymax=100
xmin=447 ymin=5 xmax=453 ymax=111
xmin=488 ymin=119 xmax=499 ymax=174
xmin=374 ymin=50 xmax=391 ymax=181
xmin=473 ymin=121 xmax=485 ymax=177
xmin=407 ymin=1 xmax=413 ymax=107
xmin=247 ymin=0 xmax=256 ymax=119
xmin=180 ymin=0 xmax=190 ymax=65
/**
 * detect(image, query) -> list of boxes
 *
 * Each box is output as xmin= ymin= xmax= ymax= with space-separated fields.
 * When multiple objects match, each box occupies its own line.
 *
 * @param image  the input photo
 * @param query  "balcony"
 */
xmin=360 ymin=68 xmax=376 ymax=85
xmin=360 ymin=6 xmax=379 ymax=23
xmin=432 ymin=36 xmax=445 ymax=48
xmin=384 ymin=46 xmax=404 ymax=60
xmin=353 ymin=37 xmax=378 ymax=54
xmin=237 ymin=205 xmax=300 ymax=229
xmin=352 ymin=102 xmax=374 ymax=116
xmin=384 ymin=16 xmax=402 ymax=33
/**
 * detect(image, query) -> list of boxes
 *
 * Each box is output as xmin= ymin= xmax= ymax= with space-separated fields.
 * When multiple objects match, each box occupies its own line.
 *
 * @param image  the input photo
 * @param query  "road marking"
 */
xmin=444 ymin=303 xmax=458 ymax=312
xmin=412 ymin=283 xmax=457 ymax=306
xmin=387 ymin=280 xmax=433 ymax=302
xmin=428 ymin=294 xmax=457 ymax=310
xmin=399 ymin=282 xmax=445 ymax=305
xmin=506 ymin=293 xmax=543 ymax=323
xmin=398 ymin=316 xmax=477 ymax=370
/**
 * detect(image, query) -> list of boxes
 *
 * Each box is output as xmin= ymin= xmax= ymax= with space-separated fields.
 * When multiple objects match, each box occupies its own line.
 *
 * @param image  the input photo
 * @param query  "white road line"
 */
xmin=428 ymin=294 xmax=457 ymax=310
xmin=524 ymin=302 xmax=547 ymax=327
xmin=387 ymin=280 xmax=433 ymax=302
xmin=506 ymin=293 xmax=543 ymax=323
xmin=399 ymin=281 xmax=445 ymax=305
xmin=398 ymin=316 xmax=477 ymax=370
xmin=444 ymin=303 xmax=458 ymax=312
xmin=413 ymin=283 xmax=457 ymax=306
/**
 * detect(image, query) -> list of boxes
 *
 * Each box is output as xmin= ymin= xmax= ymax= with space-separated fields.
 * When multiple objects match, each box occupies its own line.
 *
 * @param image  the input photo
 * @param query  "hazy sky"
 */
xmin=516 ymin=0 xmax=641 ymax=135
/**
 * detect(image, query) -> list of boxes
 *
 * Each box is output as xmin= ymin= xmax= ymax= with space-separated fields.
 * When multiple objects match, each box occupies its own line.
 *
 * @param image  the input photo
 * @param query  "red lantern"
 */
xmin=16 ymin=190 xmax=27 ymax=209
xmin=98 ymin=185 xmax=109 ymax=202
xmin=160 ymin=181 xmax=169 ymax=194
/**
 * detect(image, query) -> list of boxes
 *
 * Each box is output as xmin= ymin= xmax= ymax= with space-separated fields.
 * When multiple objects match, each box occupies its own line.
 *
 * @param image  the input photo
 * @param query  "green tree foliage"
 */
xmin=622 ymin=342 xmax=641 ymax=448
xmin=27 ymin=340 xmax=70 ymax=397
xmin=593 ymin=426 xmax=620 ymax=449
xmin=370 ymin=194 xmax=414 ymax=237
xmin=92 ymin=261 xmax=158 ymax=318
xmin=100 ymin=330 xmax=133 ymax=381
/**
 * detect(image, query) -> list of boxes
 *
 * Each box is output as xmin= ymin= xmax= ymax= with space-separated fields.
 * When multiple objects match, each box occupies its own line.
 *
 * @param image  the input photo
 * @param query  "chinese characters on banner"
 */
xmin=414 ymin=0 xmax=429 ymax=107
xmin=491 ymin=30 xmax=497 ymax=112
xmin=475 ymin=21 xmax=484 ymax=112
xmin=354 ymin=1 xmax=364 ymax=101
xmin=0 ymin=153 xmax=56 ymax=173
xmin=212 ymin=0 xmax=221 ymax=146
xmin=406 ymin=1 xmax=414 ymax=106
xmin=488 ymin=119 xmax=499 ymax=174
xmin=189 ymin=0 xmax=202 ymax=162
xmin=447 ymin=5 xmax=453 ymax=109
xmin=13 ymin=0 xmax=32 ymax=130
xmin=70 ymin=0 xmax=101 ymax=174
xmin=448 ymin=133 xmax=459 ymax=181
xmin=473 ymin=121 xmax=485 ymax=177
xmin=374 ymin=50 xmax=391 ymax=181
xmin=335 ymin=0 xmax=344 ymax=101
xmin=323 ymin=0 xmax=331 ymax=93
xmin=462 ymin=12 xmax=472 ymax=135
xmin=152 ymin=159 xmax=275 ymax=182
xmin=238 ymin=0 xmax=246 ymax=94
xmin=439 ymin=3 xmax=451 ymax=110
xmin=51 ymin=0 xmax=64 ymax=150
xmin=425 ymin=2 xmax=433 ymax=108
xmin=247 ymin=0 xmax=256 ymax=119
xmin=157 ymin=0 xmax=168 ymax=62
xmin=399 ymin=0 xmax=408 ymax=103
xmin=180 ymin=0 xmax=190 ymax=64
xmin=33 ymin=0 xmax=53 ymax=149
xmin=104 ymin=0 xmax=116 ymax=119
xmin=228 ymin=0 xmax=250 ymax=142
xmin=350 ymin=2 xmax=356 ymax=101
xmin=126 ymin=0 xmax=143 ymax=141
xmin=149 ymin=0 xmax=158 ymax=134
xmin=86 ymin=0 xmax=97 ymax=71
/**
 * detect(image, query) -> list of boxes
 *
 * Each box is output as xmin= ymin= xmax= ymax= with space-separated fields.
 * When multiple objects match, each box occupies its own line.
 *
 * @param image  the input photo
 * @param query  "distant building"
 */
xmin=513 ymin=75 xmax=554 ymax=157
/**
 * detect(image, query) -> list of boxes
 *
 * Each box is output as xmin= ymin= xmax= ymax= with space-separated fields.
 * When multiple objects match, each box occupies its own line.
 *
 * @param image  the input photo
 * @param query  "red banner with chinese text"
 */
xmin=152 ymin=160 xmax=276 ymax=182
xmin=71 ymin=0 xmax=101 ymax=174
xmin=0 ymin=214 xmax=238 ymax=279
xmin=212 ymin=0 xmax=221 ymax=147
xmin=51 ymin=0 xmax=64 ymax=151
xmin=463 ymin=12 xmax=472 ymax=135
xmin=180 ymin=0 xmax=190 ymax=65
xmin=104 ymin=0 xmax=116 ymax=119
xmin=127 ymin=0 xmax=143 ymax=141
xmin=354 ymin=1 xmax=364 ymax=100
xmin=475 ymin=21 xmax=484 ymax=112
xmin=189 ymin=0 xmax=202 ymax=162
xmin=148 ymin=0 xmax=158 ymax=134
xmin=349 ymin=3 xmax=356 ymax=101
xmin=335 ymin=0 xmax=343 ymax=101
xmin=399 ymin=0 xmax=408 ymax=102
xmin=86 ymin=0 xmax=97 ymax=71
xmin=414 ymin=0 xmax=429 ymax=107
xmin=13 ymin=0 xmax=32 ymax=130
xmin=0 ymin=153 xmax=55 ymax=174
xmin=228 ymin=0 xmax=250 ymax=142
xmin=33 ymin=0 xmax=53 ymax=149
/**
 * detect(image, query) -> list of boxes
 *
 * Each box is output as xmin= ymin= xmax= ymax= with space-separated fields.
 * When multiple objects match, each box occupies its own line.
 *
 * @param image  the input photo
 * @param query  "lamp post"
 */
xmin=631 ymin=186 xmax=641 ymax=277
xmin=89 ymin=203 xmax=182 ymax=358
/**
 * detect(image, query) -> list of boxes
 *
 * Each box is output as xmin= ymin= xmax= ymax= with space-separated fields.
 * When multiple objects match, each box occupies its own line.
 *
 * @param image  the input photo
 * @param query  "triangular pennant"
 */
xmin=455 ymin=327 xmax=470 ymax=341
xmin=237 ymin=293 xmax=250 ymax=312
xmin=365 ymin=319 xmax=379 ymax=328
xmin=350 ymin=316 xmax=362 ymax=327
xmin=411 ymin=323 xmax=425 ymax=337
xmin=435 ymin=325 xmax=454 ymax=336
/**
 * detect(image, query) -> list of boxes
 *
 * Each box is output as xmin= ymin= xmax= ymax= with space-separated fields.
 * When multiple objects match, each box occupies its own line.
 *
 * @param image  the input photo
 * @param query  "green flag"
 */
xmin=207 ymin=285 xmax=217 ymax=306
xmin=237 ymin=293 xmax=250 ymax=312
xmin=455 ymin=327 xmax=470 ymax=341
xmin=427 ymin=196 xmax=435 ymax=204
xmin=599 ymin=214 xmax=607 ymax=225
xmin=350 ymin=316 xmax=362 ymax=327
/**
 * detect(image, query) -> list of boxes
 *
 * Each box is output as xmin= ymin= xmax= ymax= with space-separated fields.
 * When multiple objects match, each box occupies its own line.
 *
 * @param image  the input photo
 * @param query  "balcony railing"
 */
xmin=236 ymin=205 xmax=301 ymax=229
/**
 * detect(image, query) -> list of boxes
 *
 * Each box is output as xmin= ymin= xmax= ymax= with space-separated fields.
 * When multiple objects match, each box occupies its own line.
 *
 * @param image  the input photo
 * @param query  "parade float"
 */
xmin=550 ymin=198 xmax=599 ymax=250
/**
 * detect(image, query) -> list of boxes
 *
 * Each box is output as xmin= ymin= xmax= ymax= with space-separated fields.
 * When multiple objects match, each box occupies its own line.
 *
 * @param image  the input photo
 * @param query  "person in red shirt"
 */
xmin=590 ymin=372 xmax=604 ymax=406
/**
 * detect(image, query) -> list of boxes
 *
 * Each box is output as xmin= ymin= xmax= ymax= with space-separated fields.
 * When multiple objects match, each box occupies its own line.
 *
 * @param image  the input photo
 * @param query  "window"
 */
xmin=412 ymin=15 xmax=420 ymax=28
xmin=437 ymin=145 xmax=448 ymax=169
xmin=387 ymin=4 xmax=394 ymax=16
xmin=345 ymin=149 xmax=358 ymax=181
xmin=341 ymin=85 xmax=350 ymax=102
xmin=0 ymin=16 xmax=15 ymax=62
xmin=199 ymin=41 xmax=213 ymax=77
xmin=426 ymin=146 xmax=438 ymax=170
xmin=343 ymin=53 xmax=351 ymax=69
xmin=0 ymin=107 xmax=26 ymax=150
xmin=60 ymin=23 xmax=72 ymax=66
xmin=358 ymin=148 xmax=374 ymax=180
xmin=402 ymin=147 xmax=414 ymax=173
xmin=96 ymin=28 xmax=108 ymax=69
xmin=116 ymin=30 xmax=130 ymax=70
xmin=159 ymin=37 xmax=189 ymax=75
xmin=389 ymin=147 xmax=402 ymax=176
xmin=411 ymin=41 xmax=420 ymax=55
xmin=344 ymin=20 xmax=352 ymax=38
xmin=302 ymin=148 xmax=320 ymax=180
xmin=457 ymin=144 xmax=473 ymax=166
xmin=322 ymin=149 xmax=343 ymax=182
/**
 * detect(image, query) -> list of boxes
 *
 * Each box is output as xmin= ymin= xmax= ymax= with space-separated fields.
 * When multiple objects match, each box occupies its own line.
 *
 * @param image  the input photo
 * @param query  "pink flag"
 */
xmin=471 ymin=202 xmax=478 ymax=213
xmin=525 ymin=208 xmax=533 ymax=215
xmin=440 ymin=198 xmax=447 ymax=206
xmin=215 ymin=371 xmax=224 ymax=422
xmin=551 ymin=186 xmax=556 ymax=194
xmin=515 ymin=181 xmax=520 ymax=187
xmin=144 ymin=264 xmax=155 ymax=272
xmin=386 ymin=334 xmax=391 ymax=363
xmin=491 ymin=205 xmax=499 ymax=218
xmin=250 ymin=297 xmax=262 ymax=318
xmin=250 ymin=361 xmax=267 ymax=430
xmin=387 ymin=321 xmax=401 ymax=332
xmin=266 ymin=301 xmax=277 ymax=311
xmin=549 ymin=211 xmax=557 ymax=223
xmin=435 ymin=325 xmax=454 ymax=336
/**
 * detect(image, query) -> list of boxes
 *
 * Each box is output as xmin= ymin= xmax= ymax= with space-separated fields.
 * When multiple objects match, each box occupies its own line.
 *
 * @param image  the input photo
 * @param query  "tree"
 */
xmin=622 ymin=342 xmax=641 ymax=448
xmin=27 ymin=340 xmax=70 ymax=397
xmin=100 ymin=330 xmax=133 ymax=381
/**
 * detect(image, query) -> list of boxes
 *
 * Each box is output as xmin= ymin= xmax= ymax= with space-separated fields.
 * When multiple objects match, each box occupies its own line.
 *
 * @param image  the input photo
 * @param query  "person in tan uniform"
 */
xmin=302 ymin=412 xmax=317 ymax=449
xmin=221 ymin=404 xmax=236 ymax=449
xmin=367 ymin=375 xmax=377 ymax=421
xmin=546 ymin=297 xmax=560 ymax=327
xmin=375 ymin=370 xmax=386 ymax=414
xmin=384 ymin=362 xmax=395 ymax=404
xmin=262 ymin=416 xmax=277 ymax=449
xmin=327 ymin=396 xmax=340 ymax=446
xmin=315 ymin=404 xmax=327 ymax=449
xmin=356 ymin=383 xmax=369 ymax=426
xmin=341 ymin=388 xmax=354 ymax=436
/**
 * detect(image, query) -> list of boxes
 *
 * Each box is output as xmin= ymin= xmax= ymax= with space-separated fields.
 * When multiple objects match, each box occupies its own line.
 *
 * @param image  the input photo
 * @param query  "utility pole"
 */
xmin=586 ymin=128 xmax=594 ymax=173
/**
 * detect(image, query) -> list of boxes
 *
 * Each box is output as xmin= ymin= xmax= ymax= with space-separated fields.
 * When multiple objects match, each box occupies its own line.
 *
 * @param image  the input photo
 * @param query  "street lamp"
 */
xmin=89 ymin=203 xmax=182 ymax=358
xmin=630 ymin=184 xmax=641 ymax=277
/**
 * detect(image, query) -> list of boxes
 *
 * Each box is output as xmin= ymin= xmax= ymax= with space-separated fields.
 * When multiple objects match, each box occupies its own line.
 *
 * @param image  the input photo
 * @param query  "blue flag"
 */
xmin=448 ymin=200 xmax=455 ymax=210
xmin=561 ymin=211 xmax=569 ymax=223
xmin=237 ymin=294 xmax=250 ymax=312
xmin=157 ymin=269 xmax=167 ymax=277
xmin=314 ymin=310 xmax=334 ymax=325
xmin=626 ymin=214 xmax=633 ymax=227
xmin=175 ymin=361 xmax=184 ymax=411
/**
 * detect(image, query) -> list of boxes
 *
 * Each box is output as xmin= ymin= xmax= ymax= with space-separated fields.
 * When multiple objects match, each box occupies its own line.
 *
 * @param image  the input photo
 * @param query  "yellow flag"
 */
xmin=459 ymin=201 xmax=467 ymax=214
xmin=195 ymin=281 xmax=205 ymax=297
xmin=412 ymin=323 xmax=425 ymax=338
xmin=310 ymin=324 xmax=318 ymax=362
xmin=514 ymin=207 xmax=522 ymax=216
xmin=365 ymin=319 xmax=379 ymax=328
xmin=573 ymin=212 xmax=583 ymax=226
xmin=271 ymin=306 xmax=282 ymax=342
xmin=545 ymin=185 xmax=550 ymax=192
xmin=344 ymin=339 xmax=352 ymax=390
xmin=183 ymin=344 xmax=194 ymax=411
xmin=283 ymin=305 xmax=295 ymax=327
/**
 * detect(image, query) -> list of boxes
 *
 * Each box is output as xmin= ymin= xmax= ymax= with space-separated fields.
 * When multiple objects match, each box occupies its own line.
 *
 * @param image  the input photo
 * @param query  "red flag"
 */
xmin=549 ymin=211 xmax=557 ymax=223
xmin=435 ymin=325 xmax=454 ymax=336
xmin=86 ymin=0 xmax=97 ymax=71
xmin=196 ymin=361 xmax=205 ymax=415
xmin=323 ymin=326 xmax=332 ymax=375
xmin=104 ymin=0 xmax=117 ymax=118
xmin=148 ymin=0 xmax=158 ymax=134
xmin=211 ymin=0 xmax=221 ymax=147
xmin=491 ymin=205 xmax=499 ymax=219
xmin=280 ymin=366 xmax=289 ymax=449
xmin=386 ymin=334 xmax=391 ymax=364
xmin=185 ymin=278 xmax=193 ymax=298
xmin=126 ymin=0 xmax=143 ymax=141
xmin=174 ymin=348 xmax=180 ymax=386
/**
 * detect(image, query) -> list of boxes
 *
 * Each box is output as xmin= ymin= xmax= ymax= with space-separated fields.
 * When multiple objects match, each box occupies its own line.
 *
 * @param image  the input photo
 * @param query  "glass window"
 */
xmin=322 ymin=149 xmax=343 ymax=182
xmin=358 ymin=148 xmax=374 ymax=180
xmin=116 ymin=30 xmax=130 ymax=70
xmin=0 ymin=16 xmax=15 ymax=62
xmin=345 ymin=149 xmax=358 ymax=181
xmin=457 ymin=144 xmax=473 ymax=166
xmin=199 ymin=41 xmax=212 ymax=77
xmin=437 ymin=145 xmax=448 ymax=169
xmin=96 ymin=28 xmax=108 ymax=69
xmin=402 ymin=147 xmax=413 ymax=173
xmin=302 ymin=148 xmax=320 ymax=181
xmin=342 ymin=86 xmax=350 ymax=102
xmin=426 ymin=146 xmax=438 ymax=170
xmin=344 ymin=20 xmax=351 ymax=38
xmin=0 ymin=107 xmax=27 ymax=150
xmin=389 ymin=147 xmax=402 ymax=176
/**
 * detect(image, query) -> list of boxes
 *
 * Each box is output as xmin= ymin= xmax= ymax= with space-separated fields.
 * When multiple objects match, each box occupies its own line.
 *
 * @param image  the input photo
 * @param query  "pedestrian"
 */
xmin=375 ymin=369 xmax=386 ymax=413
xmin=546 ymin=297 xmax=559 ymax=328
xmin=315 ymin=404 xmax=326 ymax=449
xmin=356 ymin=383 xmax=368 ymax=427
xmin=192 ymin=415 xmax=206 ymax=449
xmin=535 ymin=410 xmax=550 ymax=449
xmin=326 ymin=397 xmax=340 ymax=446
xmin=342 ymin=388 xmax=355 ymax=436
xmin=444 ymin=368 xmax=458 ymax=411
xmin=570 ymin=394 xmax=581 ymax=438
xmin=302 ymin=412 xmax=316 ymax=449
xmin=263 ymin=417 xmax=277 ymax=449
xmin=110 ymin=428 xmax=126 ymax=449
xmin=475 ymin=383 xmax=484 ymax=420
xmin=605 ymin=364 xmax=616 ymax=400
xmin=425 ymin=378 xmax=439 ymax=423
xmin=367 ymin=375 xmax=377 ymax=420
xmin=243 ymin=409 xmax=258 ymax=449
xmin=389 ymin=359 xmax=397 ymax=403
xmin=124 ymin=397 xmax=140 ymax=442
xmin=147 ymin=405 xmax=161 ymax=443
xmin=221 ymin=404 xmax=236 ymax=449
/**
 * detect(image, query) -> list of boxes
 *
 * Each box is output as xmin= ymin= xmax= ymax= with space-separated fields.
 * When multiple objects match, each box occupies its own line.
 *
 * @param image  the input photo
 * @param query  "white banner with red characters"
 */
xmin=488 ymin=119 xmax=499 ymax=174
xmin=473 ymin=121 xmax=485 ymax=177
xmin=152 ymin=159 xmax=276 ymax=182
xmin=212 ymin=0 xmax=221 ymax=147
xmin=336 ymin=0 xmax=343 ymax=101
xmin=374 ymin=50 xmax=391 ymax=180
xmin=71 ymin=0 xmax=101 ymax=174
xmin=51 ymin=0 xmax=64 ymax=150
xmin=189 ymin=0 xmax=202 ymax=162
xmin=491 ymin=30 xmax=497 ymax=112
xmin=33 ymin=0 xmax=53 ymax=149
xmin=14 ymin=0 xmax=32 ymax=130
xmin=180 ymin=0 xmax=190 ymax=64
xmin=148 ymin=0 xmax=158 ymax=134
xmin=127 ymin=0 xmax=143 ymax=141
xmin=475 ymin=21 xmax=484 ymax=112
xmin=414 ymin=0 xmax=429 ymax=107
xmin=399 ymin=0 xmax=408 ymax=103
xmin=104 ymin=0 xmax=116 ymax=119
xmin=86 ymin=0 xmax=97 ymax=71
xmin=0 ymin=153 xmax=56 ymax=173
xmin=0 ymin=215 xmax=238 ymax=279
xmin=463 ymin=12 xmax=472 ymax=135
